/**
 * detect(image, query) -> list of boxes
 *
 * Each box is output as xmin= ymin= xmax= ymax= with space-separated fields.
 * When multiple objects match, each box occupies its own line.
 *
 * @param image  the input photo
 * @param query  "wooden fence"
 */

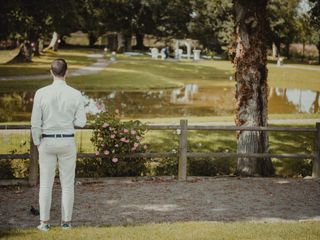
xmin=0 ymin=120 xmax=319 ymax=186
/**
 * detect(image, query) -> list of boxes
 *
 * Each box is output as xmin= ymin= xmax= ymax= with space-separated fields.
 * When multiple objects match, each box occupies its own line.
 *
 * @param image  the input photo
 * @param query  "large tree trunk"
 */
xmin=107 ymin=34 xmax=117 ymax=51
xmin=23 ymin=41 xmax=33 ymax=62
xmin=33 ymin=39 xmax=40 ymax=56
xmin=53 ymin=33 xmax=59 ymax=51
xmin=301 ymin=42 xmax=305 ymax=62
xmin=313 ymin=92 xmax=319 ymax=113
xmin=317 ymin=40 xmax=320 ymax=65
xmin=232 ymin=0 xmax=275 ymax=176
xmin=135 ymin=33 xmax=144 ymax=50
xmin=117 ymin=32 xmax=125 ymax=53
xmin=272 ymin=43 xmax=278 ymax=58
xmin=43 ymin=32 xmax=59 ymax=52
xmin=88 ymin=32 xmax=97 ymax=47
xmin=284 ymin=42 xmax=290 ymax=59
xmin=8 ymin=43 xmax=31 ymax=63
xmin=125 ymin=34 xmax=132 ymax=51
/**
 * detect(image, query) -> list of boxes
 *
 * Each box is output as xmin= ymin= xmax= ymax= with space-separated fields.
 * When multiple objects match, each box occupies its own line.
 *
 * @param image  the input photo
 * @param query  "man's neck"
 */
xmin=53 ymin=77 xmax=66 ymax=82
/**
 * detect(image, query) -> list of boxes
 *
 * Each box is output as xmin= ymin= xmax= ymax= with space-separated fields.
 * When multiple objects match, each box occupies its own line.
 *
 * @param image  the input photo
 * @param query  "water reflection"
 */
xmin=170 ymin=83 xmax=199 ymax=104
xmin=0 ymin=85 xmax=319 ymax=122
xmin=269 ymin=87 xmax=320 ymax=114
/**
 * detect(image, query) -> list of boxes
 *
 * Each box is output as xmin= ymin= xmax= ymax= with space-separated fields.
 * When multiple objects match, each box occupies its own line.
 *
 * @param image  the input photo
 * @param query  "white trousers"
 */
xmin=38 ymin=137 xmax=77 ymax=222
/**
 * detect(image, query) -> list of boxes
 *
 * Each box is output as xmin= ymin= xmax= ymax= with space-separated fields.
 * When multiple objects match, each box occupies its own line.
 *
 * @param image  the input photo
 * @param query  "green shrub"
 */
xmin=274 ymin=158 xmax=312 ymax=177
xmin=153 ymin=157 xmax=178 ymax=176
xmin=0 ymin=160 xmax=14 ymax=179
xmin=90 ymin=110 xmax=148 ymax=177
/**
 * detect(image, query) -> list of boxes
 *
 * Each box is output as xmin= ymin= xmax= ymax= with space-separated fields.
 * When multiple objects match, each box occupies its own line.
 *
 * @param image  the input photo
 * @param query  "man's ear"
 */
xmin=50 ymin=69 xmax=54 ymax=77
xmin=64 ymin=70 xmax=68 ymax=78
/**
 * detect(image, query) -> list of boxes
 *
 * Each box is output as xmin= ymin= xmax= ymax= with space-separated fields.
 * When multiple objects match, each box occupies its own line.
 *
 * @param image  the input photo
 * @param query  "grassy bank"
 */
xmin=1 ymin=51 xmax=319 ymax=93
xmin=1 ymin=221 xmax=319 ymax=240
xmin=0 ymin=49 xmax=97 ymax=77
xmin=1 ymin=113 xmax=320 ymax=126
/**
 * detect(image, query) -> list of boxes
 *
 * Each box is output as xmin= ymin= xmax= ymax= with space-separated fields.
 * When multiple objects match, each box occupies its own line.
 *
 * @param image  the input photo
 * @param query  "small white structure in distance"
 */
xmin=277 ymin=57 xmax=284 ymax=66
xmin=123 ymin=52 xmax=144 ymax=56
xmin=175 ymin=49 xmax=183 ymax=60
xmin=151 ymin=48 xmax=159 ymax=59
xmin=193 ymin=50 xmax=201 ymax=61
xmin=160 ymin=48 xmax=166 ymax=60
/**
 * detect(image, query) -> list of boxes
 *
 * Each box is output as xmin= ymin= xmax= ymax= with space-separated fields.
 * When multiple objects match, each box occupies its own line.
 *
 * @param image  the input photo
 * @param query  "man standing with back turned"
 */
xmin=31 ymin=59 xmax=86 ymax=231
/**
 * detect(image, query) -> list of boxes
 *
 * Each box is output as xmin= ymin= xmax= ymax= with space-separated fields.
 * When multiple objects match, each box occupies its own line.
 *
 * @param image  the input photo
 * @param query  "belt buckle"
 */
xmin=56 ymin=134 xmax=62 ymax=138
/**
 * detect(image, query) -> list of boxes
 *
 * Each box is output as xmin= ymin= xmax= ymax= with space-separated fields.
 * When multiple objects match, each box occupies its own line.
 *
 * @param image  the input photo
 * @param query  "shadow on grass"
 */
xmin=0 ymin=228 xmax=33 ymax=239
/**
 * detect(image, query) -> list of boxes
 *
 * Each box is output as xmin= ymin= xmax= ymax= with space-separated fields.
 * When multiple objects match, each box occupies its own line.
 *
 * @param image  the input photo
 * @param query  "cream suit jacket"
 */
xmin=31 ymin=80 xmax=87 ymax=145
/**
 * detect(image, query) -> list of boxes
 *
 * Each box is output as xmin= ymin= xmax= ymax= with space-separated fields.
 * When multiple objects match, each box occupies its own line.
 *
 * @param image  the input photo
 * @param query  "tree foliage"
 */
xmin=0 ymin=0 xmax=319 ymax=58
xmin=188 ymin=0 xmax=233 ymax=54
xmin=267 ymin=0 xmax=301 ymax=58
xmin=308 ymin=0 xmax=320 ymax=63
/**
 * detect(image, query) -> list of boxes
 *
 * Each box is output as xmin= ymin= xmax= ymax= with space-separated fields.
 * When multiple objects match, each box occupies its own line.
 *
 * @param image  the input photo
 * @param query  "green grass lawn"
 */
xmin=0 ymin=48 xmax=97 ymax=77
xmin=1 ymin=51 xmax=319 ymax=93
xmin=1 ymin=221 xmax=319 ymax=240
xmin=268 ymin=65 xmax=320 ymax=91
xmin=0 ymin=48 xmax=21 ymax=64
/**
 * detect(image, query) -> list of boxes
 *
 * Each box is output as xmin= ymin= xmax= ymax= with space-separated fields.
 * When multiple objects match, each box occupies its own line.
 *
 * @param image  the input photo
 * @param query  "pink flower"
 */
xmin=131 ymin=130 xmax=136 ymax=135
xmin=111 ymin=134 xmax=115 ymax=139
xmin=102 ymin=123 xmax=109 ymax=128
xmin=115 ymin=144 xmax=119 ymax=147
xmin=134 ymin=143 xmax=139 ymax=148
xmin=120 ymin=137 xmax=126 ymax=142
xmin=109 ymin=127 xmax=113 ymax=130
xmin=131 ymin=147 xmax=136 ymax=151
xmin=95 ymin=151 xmax=100 ymax=156
xmin=115 ymin=109 xmax=119 ymax=114
xmin=125 ymin=139 xmax=129 ymax=143
xmin=112 ymin=157 xmax=118 ymax=163
xmin=123 ymin=129 xmax=129 ymax=133
xmin=104 ymin=150 xmax=110 ymax=155
xmin=144 ymin=145 xmax=148 ymax=149
xmin=96 ymin=103 xmax=102 ymax=110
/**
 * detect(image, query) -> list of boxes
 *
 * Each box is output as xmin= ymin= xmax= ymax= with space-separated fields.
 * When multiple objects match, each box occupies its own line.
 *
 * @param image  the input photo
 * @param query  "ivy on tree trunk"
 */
xmin=231 ymin=0 xmax=275 ymax=176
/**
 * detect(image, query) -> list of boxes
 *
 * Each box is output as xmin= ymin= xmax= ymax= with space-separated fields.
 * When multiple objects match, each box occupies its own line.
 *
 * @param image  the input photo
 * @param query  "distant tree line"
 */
xmin=0 ymin=0 xmax=319 ymax=62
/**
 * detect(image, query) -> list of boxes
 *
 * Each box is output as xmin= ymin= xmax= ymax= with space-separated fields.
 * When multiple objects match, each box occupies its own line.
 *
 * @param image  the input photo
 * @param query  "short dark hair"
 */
xmin=51 ymin=59 xmax=68 ymax=77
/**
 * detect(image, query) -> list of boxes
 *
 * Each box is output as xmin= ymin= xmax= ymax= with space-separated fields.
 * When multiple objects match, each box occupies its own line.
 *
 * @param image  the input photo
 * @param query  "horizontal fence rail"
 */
xmin=0 ymin=125 xmax=317 ymax=132
xmin=0 ymin=120 xmax=319 ymax=185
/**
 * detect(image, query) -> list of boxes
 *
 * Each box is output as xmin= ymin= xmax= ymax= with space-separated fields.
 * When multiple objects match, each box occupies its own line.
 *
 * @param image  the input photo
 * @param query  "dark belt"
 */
xmin=42 ymin=134 xmax=74 ymax=138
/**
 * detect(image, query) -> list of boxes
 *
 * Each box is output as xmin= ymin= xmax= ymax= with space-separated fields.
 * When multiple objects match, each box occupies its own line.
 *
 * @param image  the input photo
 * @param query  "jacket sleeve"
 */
xmin=73 ymin=93 xmax=87 ymax=128
xmin=31 ymin=91 xmax=42 ymax=145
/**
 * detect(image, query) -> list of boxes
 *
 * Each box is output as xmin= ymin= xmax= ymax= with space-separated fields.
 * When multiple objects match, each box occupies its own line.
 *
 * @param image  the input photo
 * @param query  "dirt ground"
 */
xmin=0 ymin=177 xmax=319 ymax=228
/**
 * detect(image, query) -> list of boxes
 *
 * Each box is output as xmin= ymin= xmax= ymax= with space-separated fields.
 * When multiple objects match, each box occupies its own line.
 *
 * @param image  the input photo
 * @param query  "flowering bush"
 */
xmin=90 ymin=110 xmax=148 ymax=176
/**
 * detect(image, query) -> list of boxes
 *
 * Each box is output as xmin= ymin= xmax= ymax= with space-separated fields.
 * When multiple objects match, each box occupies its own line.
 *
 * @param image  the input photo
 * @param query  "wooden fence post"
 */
xmin=29 ymin=133 xmax=39 ymax=186
xmin=178 ymin=119 xmax=188 ymax=181
xmin=312 ymin=122 xmax=320 ymax=178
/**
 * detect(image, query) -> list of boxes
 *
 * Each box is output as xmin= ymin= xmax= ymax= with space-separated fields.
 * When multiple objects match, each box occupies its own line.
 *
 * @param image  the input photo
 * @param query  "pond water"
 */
xmin=0 ymin=84 xmax=319 ymax=122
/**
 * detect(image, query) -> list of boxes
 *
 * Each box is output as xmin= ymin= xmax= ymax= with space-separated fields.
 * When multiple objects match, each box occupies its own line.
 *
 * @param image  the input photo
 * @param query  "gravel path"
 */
xmin=0 ymin=177 xmax=319 ymax=228
xmin=0 ymin=54 xmax=110 ymax=81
